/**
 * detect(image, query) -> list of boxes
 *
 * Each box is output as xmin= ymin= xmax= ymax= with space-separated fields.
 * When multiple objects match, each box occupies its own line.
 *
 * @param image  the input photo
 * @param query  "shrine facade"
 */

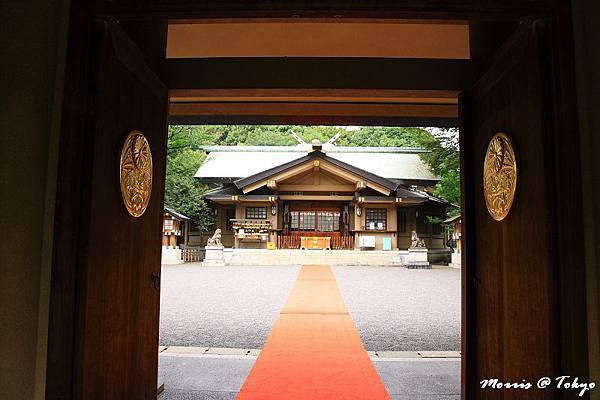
xmin=196 ymin=140 xmax=450 ymax=251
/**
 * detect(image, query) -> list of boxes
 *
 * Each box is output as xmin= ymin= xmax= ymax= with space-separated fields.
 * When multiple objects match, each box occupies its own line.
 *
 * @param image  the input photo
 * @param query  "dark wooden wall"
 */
xmin=571 ymin=0 xmax=600 ymax=389
xmin=46 ymin=18 xmax=168 ymax=399
xmin=75 ymin=21 xmax=168 ymax=399
xmin=461 ymin=7 xmax=588 ymax=398
xmin=45 ymin=2 xmax=94 ymax=397
xmin=469 ymin=25 xmax=559 ymax=397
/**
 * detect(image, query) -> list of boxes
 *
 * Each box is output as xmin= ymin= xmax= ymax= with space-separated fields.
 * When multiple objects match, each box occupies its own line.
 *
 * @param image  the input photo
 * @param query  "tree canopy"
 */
xmin=420 ymin=128 xmax=461 ymax=215
xmin=164 ymin=125 xmax=461 ymax=229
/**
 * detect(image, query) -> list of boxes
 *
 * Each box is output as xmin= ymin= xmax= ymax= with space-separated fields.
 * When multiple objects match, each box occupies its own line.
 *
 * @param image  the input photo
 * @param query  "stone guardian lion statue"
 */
xmin=410 ymin=230 xmax=426 ymax=248
xmin=207 ymin=228 xmax=222 ymax=246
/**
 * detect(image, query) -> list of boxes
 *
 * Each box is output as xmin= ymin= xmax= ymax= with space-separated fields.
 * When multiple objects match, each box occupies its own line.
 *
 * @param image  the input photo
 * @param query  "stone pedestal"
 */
xmin=449 ymin=252 xmax=461 ymax=269
xmin=223 ymin=248 xmax=234 ymax=264
xmin=202 ymin=245 xmax=225 ymax=266
xmin=161 ymin=247 xmax=183 ymax=265
xmin=405 ymin=247 xmax=431 ymax=269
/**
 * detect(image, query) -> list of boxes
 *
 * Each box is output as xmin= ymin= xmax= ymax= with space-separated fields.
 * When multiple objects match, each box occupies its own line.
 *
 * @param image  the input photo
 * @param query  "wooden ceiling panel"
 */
xmin=169 ymin=102 xmax=458 ymax=119
xmin=167 ymin=21 xmax=470 ymax=59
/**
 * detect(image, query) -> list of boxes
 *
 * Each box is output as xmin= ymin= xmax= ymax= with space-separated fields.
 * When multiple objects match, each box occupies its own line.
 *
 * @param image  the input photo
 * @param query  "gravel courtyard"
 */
xmin=159 ymin=264 xmax=460 ymax=351
xmin=334 ymin=266 xmax=460 ymax=351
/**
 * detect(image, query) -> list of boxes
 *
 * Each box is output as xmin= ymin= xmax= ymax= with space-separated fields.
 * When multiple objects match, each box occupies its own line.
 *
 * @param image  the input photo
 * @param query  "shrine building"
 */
xmin=162 ymin=207 xmax=190 ymax=249
xmin=196 ymin=139 xmax=449 ymax=251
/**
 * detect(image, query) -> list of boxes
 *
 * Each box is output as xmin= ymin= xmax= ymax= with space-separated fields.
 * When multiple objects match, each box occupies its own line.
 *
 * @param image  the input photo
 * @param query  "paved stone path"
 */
xmin=157 ymin=353 xmax=460 ymax=400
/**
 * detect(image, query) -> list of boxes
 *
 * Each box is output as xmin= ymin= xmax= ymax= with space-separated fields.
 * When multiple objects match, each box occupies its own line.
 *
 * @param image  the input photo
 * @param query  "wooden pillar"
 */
xmin=183 ymin=220 xmax=189 ymax=246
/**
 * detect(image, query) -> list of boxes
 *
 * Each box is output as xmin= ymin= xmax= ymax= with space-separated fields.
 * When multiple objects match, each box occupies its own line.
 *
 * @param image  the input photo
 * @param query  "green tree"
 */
xmin=164 ymin=127 xmax=214 ymax=230
xmin=418 ymin=128 xmax=461 ymax=215
xmin=243 ymin=126 xmax=297 ymax=145
xmin=336 ymin=126 xmax=432 ymax=147
xmin=167 ymin=125 xmax=217 ymax=156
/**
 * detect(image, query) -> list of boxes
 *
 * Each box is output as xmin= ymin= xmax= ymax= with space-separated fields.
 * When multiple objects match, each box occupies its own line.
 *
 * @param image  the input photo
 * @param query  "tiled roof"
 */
xmin=234 ymin=151 xmax=399 ymax=192
xmin=164 ymin=207 xmax=190 ymax=220
xmin=195 ymin=145 xmax=438 ymax=183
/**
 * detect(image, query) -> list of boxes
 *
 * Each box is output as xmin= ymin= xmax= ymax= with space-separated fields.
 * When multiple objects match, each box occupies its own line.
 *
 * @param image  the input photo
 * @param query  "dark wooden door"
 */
xmin=74 ymin=21 xmax=167 ymax=399
xmin=462 ymin=23 xmax=559 ymax=399
xmin=462 ymin=12 xmax=588 ymax=398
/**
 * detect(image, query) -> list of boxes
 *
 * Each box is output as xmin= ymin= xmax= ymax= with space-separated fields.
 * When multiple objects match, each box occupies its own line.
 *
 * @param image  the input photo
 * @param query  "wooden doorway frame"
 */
xmin=46 ymin=2 xmax=589 ymax=399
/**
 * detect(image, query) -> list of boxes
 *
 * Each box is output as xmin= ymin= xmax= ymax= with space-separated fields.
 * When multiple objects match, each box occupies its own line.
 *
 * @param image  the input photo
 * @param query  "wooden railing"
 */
xmin=277 ymin=235 xmax=301 ymax=249
xmin=277 ymin=234 xmax=354 ymax=249
xmin=331 ymin=235 xmax=354 ymax=250
xmin=181 ymin=246 xmax=204 ymax=262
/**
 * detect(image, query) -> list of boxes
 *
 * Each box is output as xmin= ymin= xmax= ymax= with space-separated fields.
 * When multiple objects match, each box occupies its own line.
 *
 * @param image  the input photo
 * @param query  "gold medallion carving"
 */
xmin=483 ymin=132 xmax=517 ymax=221
xmin=119 ymin=130 xmax=153 ymax=217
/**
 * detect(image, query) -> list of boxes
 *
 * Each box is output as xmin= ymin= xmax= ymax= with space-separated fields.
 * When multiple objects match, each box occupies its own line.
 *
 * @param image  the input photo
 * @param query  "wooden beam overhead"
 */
xmin=279 ymin=195 xmax=355 ymax=201
xmin=167 ymin=21 xmax=470 ymax=59
xmin=267 ymin=179 xmax=278 ymax=190
xmin=170 ymin=102 xmax=458 ymax=121
xmin=169 ymin=88 xmax=459 ymax=104
xmin=278 ymin=184 xmax=355 ymax=192
xmin=168 ymin=88 xmax=460 ymax=123
xmin=159 ymin=57 xmax=471 ymax=91
xmin=171 ymin=115 xmax=458 ymax=127
xmin=94 ymin=1 xmax=557 ymax=21
xmin=355 ymin=197 xmax=423 ymax=204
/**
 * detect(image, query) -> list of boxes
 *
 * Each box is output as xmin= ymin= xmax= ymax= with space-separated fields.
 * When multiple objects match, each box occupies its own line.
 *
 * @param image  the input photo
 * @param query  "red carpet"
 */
xmin=237 ymin=265 xmax=391 ymax=400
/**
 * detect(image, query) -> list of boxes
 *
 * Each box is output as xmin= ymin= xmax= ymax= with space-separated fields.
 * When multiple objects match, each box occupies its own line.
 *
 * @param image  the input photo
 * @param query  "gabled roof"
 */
xmin=164 ymin=207 xmax=190 ymax=220
xmin=234 ymin=150 xmax=399 ymax=193
xmin=396 ymin=186 xmax=429 ymax=200
xmin=204 ymin=185 xmax=241 ymax=197
xmin=233 ymin=153 xmax=312 ymax=189
xmin=195 ymin=145 xmax=438 ymax=184
xmin=444 ymin=213 xmax=461 ymax=223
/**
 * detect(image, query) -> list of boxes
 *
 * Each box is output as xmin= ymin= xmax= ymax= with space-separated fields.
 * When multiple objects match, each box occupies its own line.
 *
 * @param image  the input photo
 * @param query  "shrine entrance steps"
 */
xmin=226 ymin=249 xmax=408 ymax=267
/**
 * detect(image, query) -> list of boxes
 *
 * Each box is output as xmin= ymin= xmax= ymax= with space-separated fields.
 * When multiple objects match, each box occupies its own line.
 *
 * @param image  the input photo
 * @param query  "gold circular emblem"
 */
xmin=483 ymin=132 xmax=517 ymax=221
xmin=119 ymin=130 xmax=153 ymax=217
